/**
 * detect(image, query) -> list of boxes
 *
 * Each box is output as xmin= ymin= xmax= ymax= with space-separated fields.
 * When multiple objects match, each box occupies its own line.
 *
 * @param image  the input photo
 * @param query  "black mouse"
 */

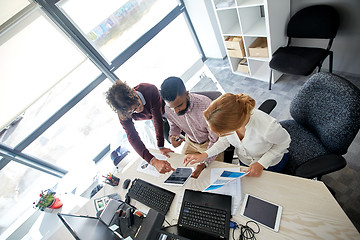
xmin=122 ymin=179 xmax=131 ymax=189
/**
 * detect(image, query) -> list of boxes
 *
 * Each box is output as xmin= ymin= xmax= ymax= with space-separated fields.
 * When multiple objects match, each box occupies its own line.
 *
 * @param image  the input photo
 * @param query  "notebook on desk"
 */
xmin=158 ymin=189 xmax=232 ymax=240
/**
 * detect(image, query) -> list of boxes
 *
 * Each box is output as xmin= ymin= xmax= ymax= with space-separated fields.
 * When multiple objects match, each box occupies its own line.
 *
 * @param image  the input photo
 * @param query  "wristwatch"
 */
xmin=202 ymin=161 xmax=209 ymax=168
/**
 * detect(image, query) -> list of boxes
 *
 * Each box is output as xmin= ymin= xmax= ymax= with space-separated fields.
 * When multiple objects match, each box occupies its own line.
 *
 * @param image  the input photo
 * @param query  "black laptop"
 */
xmin=158 ymin=189 xmax=232 ymax=240
xmin=58 ymin=213 xmax=121 ymax=240
xmin=58 ymin=199 xmax=127 ymax=240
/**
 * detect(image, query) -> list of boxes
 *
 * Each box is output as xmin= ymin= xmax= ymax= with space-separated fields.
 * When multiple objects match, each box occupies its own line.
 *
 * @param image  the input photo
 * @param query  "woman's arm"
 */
xmin=257 ymin=119 xmax=291 ymax=169
xmin=205 ymin=135 xmax=232 ymax=159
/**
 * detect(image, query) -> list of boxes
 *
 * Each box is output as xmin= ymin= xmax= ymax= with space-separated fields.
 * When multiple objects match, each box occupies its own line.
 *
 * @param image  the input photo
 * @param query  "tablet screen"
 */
xmin=164 ymin=168 xmax=193 ymax=186
xmin=241 ymin=194 xmax=282 ymax=232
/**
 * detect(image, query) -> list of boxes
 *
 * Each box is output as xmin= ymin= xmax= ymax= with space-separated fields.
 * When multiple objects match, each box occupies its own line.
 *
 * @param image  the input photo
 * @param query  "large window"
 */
xmin=0 ymin=6 xmax=101 ymax=235
xmin=0 ymin=0 xmax=204 ymax=238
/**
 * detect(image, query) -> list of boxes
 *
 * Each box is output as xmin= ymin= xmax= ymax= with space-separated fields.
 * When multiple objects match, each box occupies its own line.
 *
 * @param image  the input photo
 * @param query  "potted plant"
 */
xmin=33 ymin=189 xmax=63 ymax=211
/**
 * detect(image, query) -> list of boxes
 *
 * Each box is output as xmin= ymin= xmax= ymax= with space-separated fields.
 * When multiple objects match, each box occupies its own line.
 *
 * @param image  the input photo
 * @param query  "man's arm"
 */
xmin=165 ymin=107 xmax=184 ymax=148
xmin=149 ymin=89 xmax=165 ymax=148
xmin=120 ymin=116 xmax=154 ymax=162
xmin=120 ymin=117 xmax=174 ymax=173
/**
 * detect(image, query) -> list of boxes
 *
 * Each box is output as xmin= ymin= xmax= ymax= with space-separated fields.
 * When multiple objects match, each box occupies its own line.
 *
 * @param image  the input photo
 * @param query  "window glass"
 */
xmin=57 ymin=0 xmax=179 ymax=63
xmin=0 ymin=11 xmax=99 ymax=147
xmin=22 ymin=80 xmax=118 ymax=169
xmin=115 ymin=14 xmax=201 ymax=88
xmin=0 ymin=59 xmax=101 ymax=148
xmin=0 ymin=0 xmax=202 ymax=238
xmin=21 ymin=77 xmax=159 ymax=194
xmin=0 ymin=0 xmax=30 ymax=26
xmin=0 ymin=161 xmax=58 ymax=236
xmin=0 ymin=12 xmax=85 ymax=129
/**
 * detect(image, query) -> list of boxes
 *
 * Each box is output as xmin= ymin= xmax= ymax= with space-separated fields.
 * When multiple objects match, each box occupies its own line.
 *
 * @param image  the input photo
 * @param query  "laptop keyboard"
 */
xmin=179 ymin=201 xmax=227 ymax=236
xmin=127 ymin=178 xmax=175 ymax=215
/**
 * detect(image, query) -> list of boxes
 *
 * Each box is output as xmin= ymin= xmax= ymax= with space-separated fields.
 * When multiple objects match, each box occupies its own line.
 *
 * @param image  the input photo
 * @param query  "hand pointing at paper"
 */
xmin=151 ymin=158 xmax=175 ymax=174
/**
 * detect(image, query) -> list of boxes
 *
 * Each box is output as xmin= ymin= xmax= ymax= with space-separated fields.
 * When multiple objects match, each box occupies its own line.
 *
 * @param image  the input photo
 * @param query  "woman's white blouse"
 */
xmin=205 ymin=109 xmax=291 ymax=168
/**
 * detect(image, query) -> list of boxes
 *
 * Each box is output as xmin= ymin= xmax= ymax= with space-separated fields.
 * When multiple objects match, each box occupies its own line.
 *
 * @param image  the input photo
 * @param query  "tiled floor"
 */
xmin=197 ymin=57 xmax=360 ymax=232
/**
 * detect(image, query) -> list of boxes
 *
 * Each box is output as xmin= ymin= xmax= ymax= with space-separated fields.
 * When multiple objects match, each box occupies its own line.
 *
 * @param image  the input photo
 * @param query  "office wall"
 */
xmin=291 ymin=0 xmax=360 ymax=76
xmin=183 ymin=0 xmax=226 ymax=59
xmin=186 ymin=0 xmax=360 ymax=76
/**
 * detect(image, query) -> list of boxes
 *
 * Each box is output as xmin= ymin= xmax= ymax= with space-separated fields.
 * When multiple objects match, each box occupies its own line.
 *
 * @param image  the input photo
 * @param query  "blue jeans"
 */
xmin=267 ymin=153 xmax=289 ymax=173
xmin=240 ymin=153 xmax=289 ymax=173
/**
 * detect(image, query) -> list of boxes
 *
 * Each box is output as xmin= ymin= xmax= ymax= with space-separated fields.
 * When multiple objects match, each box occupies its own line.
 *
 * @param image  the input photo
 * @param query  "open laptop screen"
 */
xmin=58 ymin=213 xmax=121 ymax=240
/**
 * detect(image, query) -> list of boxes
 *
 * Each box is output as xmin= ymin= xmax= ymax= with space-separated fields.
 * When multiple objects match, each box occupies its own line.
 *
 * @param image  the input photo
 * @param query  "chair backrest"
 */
xmin=191 ymin=91 xmax=222 ymax=101
xmin=287 ymin=5 xmax=340 ymax=39
xmin=289 ymin=72 xmax=360 ymax=155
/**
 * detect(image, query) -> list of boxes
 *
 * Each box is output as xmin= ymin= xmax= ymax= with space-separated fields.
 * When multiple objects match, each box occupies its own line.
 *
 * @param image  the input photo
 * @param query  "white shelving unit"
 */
xmin=212 ymin=0 xmax=290 ymax=83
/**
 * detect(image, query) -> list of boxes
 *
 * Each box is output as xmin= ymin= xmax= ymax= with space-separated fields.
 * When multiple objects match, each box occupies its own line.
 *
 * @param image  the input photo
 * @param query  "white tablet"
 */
xmin=240 ymin=194 xmax=282 ymax=232
xmin=164 ymin=167 xmax=194 ymax=186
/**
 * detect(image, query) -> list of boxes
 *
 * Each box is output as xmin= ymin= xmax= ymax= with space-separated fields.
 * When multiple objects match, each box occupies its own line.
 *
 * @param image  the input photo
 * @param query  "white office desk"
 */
xmin=51 ymin=151 xmax=359 ymax=240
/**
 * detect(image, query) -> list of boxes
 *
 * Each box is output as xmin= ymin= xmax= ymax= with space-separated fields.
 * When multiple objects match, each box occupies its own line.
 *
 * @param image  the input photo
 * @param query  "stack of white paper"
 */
xmin=204 ymin=168 xmax=248 ymax=215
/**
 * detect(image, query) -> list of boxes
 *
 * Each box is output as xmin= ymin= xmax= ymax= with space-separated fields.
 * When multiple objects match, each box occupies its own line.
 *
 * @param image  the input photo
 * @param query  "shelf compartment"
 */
xmin=236 ymin=0 xmax=264 ymax=8
xmin=213 ymin=0 xmax=236 ymax=9
xmin=238 ymin=6 xmax=267 ymax=36
xmin=229 ymin=57 xmax=251 ymax=76
xmin=247 ymin=59 xmax=270 ymax=82
xmin=224 ymin=36 xmax=246 ymax=58
xmin=243 ymin=36 xmax=270 ymax=60
xmin=217 ymin=9 xmax=242 ymax=35
xmin=237 ymin=58 xmax=250 ymax=73
xmin=248 ymin=37 xmax=269 ymax=58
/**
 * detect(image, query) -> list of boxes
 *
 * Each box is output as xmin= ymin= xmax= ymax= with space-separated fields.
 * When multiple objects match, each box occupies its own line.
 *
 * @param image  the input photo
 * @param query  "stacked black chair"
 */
xmin=269 ymin=5 xmax=340 ymax=90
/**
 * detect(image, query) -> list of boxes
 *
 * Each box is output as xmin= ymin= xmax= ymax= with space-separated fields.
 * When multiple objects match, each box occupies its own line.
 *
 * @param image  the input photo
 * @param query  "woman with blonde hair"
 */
xmin=184 ymin=93 xmax=291 ymax=177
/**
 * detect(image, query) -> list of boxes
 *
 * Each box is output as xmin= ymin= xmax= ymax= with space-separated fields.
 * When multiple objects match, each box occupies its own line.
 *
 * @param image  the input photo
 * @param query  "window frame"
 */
xmin=0 ymin=0 xmax=205 ymax=176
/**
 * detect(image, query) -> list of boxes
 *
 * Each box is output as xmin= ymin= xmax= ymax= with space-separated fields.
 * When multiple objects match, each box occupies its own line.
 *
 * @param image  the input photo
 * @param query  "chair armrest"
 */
xmin=295 ymin=154 xmax=346 ymax=179
xmin=258 ymin=99 xmax=277 ymax=114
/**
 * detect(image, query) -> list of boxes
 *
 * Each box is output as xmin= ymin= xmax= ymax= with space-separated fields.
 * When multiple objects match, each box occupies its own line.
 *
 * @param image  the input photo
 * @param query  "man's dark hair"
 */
xmin=160 ymin=77 xmax=186 ymax=101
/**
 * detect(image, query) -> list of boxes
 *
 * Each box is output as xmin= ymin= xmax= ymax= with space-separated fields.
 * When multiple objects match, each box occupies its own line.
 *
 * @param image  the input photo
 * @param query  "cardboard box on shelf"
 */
xmin=224 ymin=36 xmax=243 ymax=50
xmin=227 ymin=49 xmax=245 ymax=58
xmin=237 ymin=58 xmax=249 ymax=73
xmin=224 ymin=36 xmax=246 ymax=58
xmin=248 ymin=37 xmax=269 ymax=58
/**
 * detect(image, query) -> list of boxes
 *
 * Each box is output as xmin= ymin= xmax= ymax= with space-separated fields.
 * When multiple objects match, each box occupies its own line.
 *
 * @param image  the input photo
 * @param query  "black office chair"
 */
xmin=269 ymin=5 xmax=340 ymax=90
xmin=280 ymin=72 xmax=360 ymax=180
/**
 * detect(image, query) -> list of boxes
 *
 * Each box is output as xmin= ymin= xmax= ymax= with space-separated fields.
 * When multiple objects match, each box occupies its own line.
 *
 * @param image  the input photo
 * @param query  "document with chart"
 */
xmin=204 ymin=168 xmax=248 ymax=215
